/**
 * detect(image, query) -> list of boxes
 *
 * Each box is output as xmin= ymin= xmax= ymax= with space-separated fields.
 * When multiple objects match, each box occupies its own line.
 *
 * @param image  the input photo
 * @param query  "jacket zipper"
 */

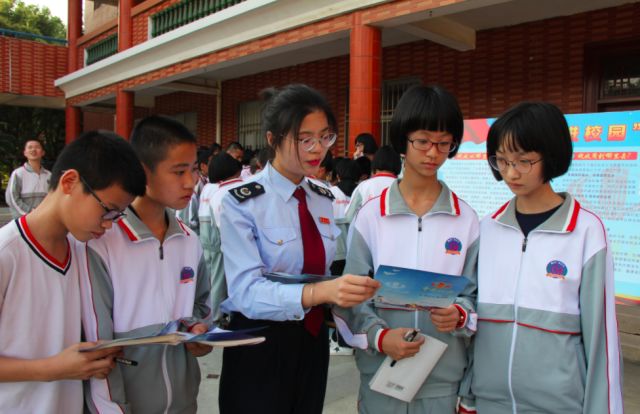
xmin=159 ymin=244 xmax=164 ymax=260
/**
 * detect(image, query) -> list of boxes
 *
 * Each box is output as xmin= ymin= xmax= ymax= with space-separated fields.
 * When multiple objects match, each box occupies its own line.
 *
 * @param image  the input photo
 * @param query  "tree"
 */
xmin=0 ymin=0 xmax=66 ymax=40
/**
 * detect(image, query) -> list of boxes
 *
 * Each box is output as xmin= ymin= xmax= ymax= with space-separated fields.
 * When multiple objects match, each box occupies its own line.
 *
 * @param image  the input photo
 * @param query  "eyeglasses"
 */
xmin=295 ymin=133 xmax=337 ymax=152
xmin=407 ymin=137 xmax=457 ymax=154
xmin=488 ymin=156 xmax=543 ymax=174
xmin=79 ymin=176 xmax=127 ymax=222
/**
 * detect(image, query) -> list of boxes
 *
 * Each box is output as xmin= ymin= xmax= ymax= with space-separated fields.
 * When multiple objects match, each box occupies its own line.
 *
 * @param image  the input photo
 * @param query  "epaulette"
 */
xmin=307 ymin=180 xmax=335 ymax=200
xmin=229 ymin=182 xmax=265 ymax=203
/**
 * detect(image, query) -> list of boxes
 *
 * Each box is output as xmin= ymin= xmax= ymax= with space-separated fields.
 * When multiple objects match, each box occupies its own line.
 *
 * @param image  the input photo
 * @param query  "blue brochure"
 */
xmin=373 ymin=265 xmax=471 ymax=310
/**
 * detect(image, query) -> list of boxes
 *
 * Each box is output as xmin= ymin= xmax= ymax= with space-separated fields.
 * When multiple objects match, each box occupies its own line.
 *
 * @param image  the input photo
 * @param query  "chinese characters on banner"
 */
xmin=439 ymin=111 xmax=640 ymax=305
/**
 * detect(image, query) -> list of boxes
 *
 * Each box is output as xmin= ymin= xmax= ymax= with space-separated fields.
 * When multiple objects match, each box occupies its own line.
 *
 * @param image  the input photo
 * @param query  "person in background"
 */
xmin=355 ymin=156 xmax=372 ymax=182
xmin=344 ymin=145 xmax=402 ymax=223
xmin=313 ymin=151 xmax=333 ymax=185
xmin=176 ymin=146 xmax=211 ymax=234
xmin=226 ymin=141 xmax=245 ymax=163
xmin=353 ymin=132 xmax=378 ymax=161
xmin=5 ymin=139 xmax=52 ymax=219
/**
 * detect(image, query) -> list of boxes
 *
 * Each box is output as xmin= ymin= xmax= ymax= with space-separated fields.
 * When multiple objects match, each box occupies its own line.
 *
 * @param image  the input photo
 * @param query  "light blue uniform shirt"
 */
xmin=219 ymin=163 xmax=341 ymax=321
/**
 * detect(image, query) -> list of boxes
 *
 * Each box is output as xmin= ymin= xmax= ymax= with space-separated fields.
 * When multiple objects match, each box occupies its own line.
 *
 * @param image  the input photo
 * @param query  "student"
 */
xmin=344 ymin=145 xmax=402 ymax=223
xmin=200 ymin=152 xmax=243 ymax=323
xmin=468 ymin=102 xmax=623 ymax=414
xmin=176 ymin=146 xmax=212 ymax=234
xmin=217 ymin=84 xmax=380 ymax=414
xmin=226 ymin=141 xmax=245 ymax=162
xmin=333 ymin=85 xmax=478 ymax=414
xmin=329 ymin=158 xmax=361 ymax=275
xmin=80 ymin=116 xmax=213 ymax=413
xmin=5 ymin=139 xmax=52 ymax=219
xmin=353 ymin=132 xmax=378 ymax=161
xmin=0 ymin=131 xmax=145 ymax=413
xmin=313 ymin=150 xmax=333 ymax=185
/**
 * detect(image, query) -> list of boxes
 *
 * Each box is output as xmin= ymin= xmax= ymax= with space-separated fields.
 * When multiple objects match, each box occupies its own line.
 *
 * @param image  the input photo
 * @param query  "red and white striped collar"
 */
xmin=218 ymin=178 xmax=243 ymax=188
xmin=379 ymin=180 xmax=461 ymax=217
xmin=372 ymin=172 xmax=397 ymax=179
xmin=16 ymin=215 xmax=71 ymax=275
xmin=491 ymin=194 xmax=581 ymax=233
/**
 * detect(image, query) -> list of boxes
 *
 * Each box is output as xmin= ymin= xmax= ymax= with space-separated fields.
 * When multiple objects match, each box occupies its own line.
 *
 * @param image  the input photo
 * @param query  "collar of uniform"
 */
xmin=117 ymin=206 xmax=190 ymax=242
xmin=491 ymin=192 xmax=580 ymax=233
xmin=381 ymin=180 xmax=461 ymax=217
xmin=264 ymin=162 xmax=302 ymax=202
xmin=23 ymin=162 xmax=34 ymax=173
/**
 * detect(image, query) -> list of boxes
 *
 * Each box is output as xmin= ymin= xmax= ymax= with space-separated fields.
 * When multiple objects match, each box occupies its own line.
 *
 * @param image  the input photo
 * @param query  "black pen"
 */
xmin=390 ymin=329 xmax=419 ymax=367
xmin=116 ymin=357 xmax=138 ymax=366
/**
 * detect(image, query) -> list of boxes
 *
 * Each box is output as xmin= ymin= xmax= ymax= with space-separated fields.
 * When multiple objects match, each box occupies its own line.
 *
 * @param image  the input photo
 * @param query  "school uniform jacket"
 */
xmin=329 ymin=185 xmax=350 ymax=262
xmin=343 ymin=173 xmax=396 ymax=223
xmin=79 ymin=209 xmax=212 ymax=414
xmin=470 ymin=193 xmax=623 ymax=414
xmin=0 ymin=217 xmax=83 ymax=414
xmin=333 ymin=180 xmax=479 ymax=400
xmin=5 ymin=163 xmax=51 ymax=219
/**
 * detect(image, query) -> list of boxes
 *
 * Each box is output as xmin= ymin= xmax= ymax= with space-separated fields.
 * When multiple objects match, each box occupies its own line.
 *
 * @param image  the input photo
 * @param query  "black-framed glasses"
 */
xmin=79 ymin=176 xmax=126 ymax=222
xmin=295 ymin=133 xmax=337 ymax=152
xmin=488 ymin=156 xmax=543 ymax=174
xmin=407 ymin=137 xmax=457 ymax=153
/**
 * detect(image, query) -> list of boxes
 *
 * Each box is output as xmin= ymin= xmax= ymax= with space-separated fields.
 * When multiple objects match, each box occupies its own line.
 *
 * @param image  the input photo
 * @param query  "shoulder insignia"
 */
xmin=229 ymin=182 xmax=265 ymax=203
xmin=307 ymin=180 xmax=335 ymax=200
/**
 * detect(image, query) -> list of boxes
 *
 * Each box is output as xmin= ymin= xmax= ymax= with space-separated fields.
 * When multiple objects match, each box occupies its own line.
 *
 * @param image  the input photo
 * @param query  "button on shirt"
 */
xmin=219 ymin=163 xmax=340 ymax=321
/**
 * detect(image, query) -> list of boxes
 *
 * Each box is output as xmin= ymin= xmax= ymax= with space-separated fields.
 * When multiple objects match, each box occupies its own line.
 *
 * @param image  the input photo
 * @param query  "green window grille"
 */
xmin=151 ymin=0 xmax=246 ymax=38
xmin=86 ymin=34 xmax=118 ymax=65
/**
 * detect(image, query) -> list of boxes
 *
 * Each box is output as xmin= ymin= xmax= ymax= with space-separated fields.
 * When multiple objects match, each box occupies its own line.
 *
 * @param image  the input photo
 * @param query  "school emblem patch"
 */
xmin=445 ymin=238 xmax=462 ymax=255
xmin=546 ymin=260 xmax=568 ymax=280
xmin=180 ymin=267 xmax=195 ymax=284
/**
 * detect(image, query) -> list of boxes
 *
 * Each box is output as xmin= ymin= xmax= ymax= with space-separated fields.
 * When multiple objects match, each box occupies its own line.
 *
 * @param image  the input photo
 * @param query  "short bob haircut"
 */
xmin=355 ymin=133 xmax=378 ymax=155
xmin=261 ymin=84 xmax=338 ymax=151
xmin=208 ymin=152 xmax=242 ymax=183
xmin=486 ymin=102 xmax=573 ymax=183
xmin=50 ymin=130 xmax=146 ymax=197
xmin=130 ymin=115 xmax=197 ymax=171
xmin=389 ymin=85 xmax=463 ymax=158
xmin=372 ymin=145 xmax=402 ymax=176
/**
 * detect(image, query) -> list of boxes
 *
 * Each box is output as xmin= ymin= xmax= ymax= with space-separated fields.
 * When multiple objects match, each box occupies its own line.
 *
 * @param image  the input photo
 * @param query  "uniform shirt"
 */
xmin=0 ymin=217 xmax=83 ymax=414
xmin=175 ymin=173 xmax=208 ymax=233
xmin=5 ymin=163 xmax=51 ymax=219
xmin=329 ymin=185 xmax=350 ymax=220
xmin=219 ymin=163 xmax=340 ymax=321
xmin=344 ymin=172 xmax=396 ymax=223
xmin=79 ymin=208 xmax=211 ymax=414
xmin=329 ymin=185 xmax=350 ymax=262
xmin=198 ymin=182 xmax=220 ymax=220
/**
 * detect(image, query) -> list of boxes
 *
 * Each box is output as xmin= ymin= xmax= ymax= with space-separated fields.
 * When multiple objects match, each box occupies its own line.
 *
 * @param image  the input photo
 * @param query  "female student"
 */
xmin=470 ymin=102 xmax=623 ymax=413
xmin=217 ymin=84 xmax=380 ymax=414
xmin=333 ymin=85 xmax=478 ymax=413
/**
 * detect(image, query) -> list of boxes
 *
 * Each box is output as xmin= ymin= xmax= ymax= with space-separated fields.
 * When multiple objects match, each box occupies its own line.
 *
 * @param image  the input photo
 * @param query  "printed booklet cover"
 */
xmin=81 ymin=319 xmax=265 ymax=351
xmin=373 ymin=265 xmax=471 ymax=310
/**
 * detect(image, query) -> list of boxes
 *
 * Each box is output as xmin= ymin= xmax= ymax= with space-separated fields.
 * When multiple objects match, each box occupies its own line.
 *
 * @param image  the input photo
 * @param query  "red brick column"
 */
xmin=116 ymin=90 xmax=134 ymax=139
xmin=348 ymin=13 xmax=382 ymax=152
xmin=65 ymin=0 xmax=83 ymax=143
xmin=118 ymin=0 xmax=133 ymax=51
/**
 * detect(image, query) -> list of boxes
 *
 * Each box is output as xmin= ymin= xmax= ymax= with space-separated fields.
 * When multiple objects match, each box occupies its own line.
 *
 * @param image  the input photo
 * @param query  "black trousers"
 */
xmin=219 ymin=312 xmax=330 ymax=414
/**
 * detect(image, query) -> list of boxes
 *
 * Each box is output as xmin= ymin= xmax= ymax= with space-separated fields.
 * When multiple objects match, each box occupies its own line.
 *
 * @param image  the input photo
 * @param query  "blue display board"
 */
xmin=439 ymin=111 xmax=640 ymax=304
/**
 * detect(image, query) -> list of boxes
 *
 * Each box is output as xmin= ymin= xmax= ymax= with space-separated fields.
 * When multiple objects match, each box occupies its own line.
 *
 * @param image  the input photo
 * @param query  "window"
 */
xmin=380 ymin=78 xmax=420 ymax=144
xmin=584 ymin=38 xmax=640 ymax=112
xmin=168 ymin=112 xmax=197 ymax=135
xmin=238 ymin=100 xmax=264 ymax=150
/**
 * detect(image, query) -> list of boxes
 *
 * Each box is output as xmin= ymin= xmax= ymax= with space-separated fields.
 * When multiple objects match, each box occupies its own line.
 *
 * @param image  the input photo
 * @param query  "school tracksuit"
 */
xmin=79 ymin=209 xmax=212 ymax=414
xmin=344 ymin=173 xmax=396 ymax=223
xmin=5 ymin=163 xmax=51 ymax=219
xmin=469 ymin=193 xmax=623 ymax=414
xmin=333 ymin=180 xmax=479 ymax=413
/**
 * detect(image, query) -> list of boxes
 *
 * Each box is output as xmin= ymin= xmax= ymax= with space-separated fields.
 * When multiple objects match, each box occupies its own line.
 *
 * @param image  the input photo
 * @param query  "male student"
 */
xmin=81 ymin=116 xmax=213 ymax=413
xmin=0 ymin=131 xmax=146 ymax=413
xmin=5 ymin=139 xmax=52 ymax=219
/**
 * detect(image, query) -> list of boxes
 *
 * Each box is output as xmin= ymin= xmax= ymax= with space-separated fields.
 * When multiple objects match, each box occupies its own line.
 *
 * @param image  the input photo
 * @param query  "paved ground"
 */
xmin=196 ymin=349 xmax=640 ymax=413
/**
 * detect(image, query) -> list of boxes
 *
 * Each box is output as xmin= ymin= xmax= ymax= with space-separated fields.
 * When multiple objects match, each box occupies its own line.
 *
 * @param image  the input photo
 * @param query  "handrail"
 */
xmin=151 ymin=0 xmax=246 ymax=38
xmin=86 ymin=34 xmax=119 ymax=65
xmin=0 ymin=28 xmax=67 ymax=45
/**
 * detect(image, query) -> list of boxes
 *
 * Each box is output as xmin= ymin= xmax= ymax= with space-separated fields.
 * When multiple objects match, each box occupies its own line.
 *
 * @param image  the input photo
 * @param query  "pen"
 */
xmin=390 ymin=329 xmax=419 ymax=367
xmin=116 ymin=357 xmax=138 ymax=366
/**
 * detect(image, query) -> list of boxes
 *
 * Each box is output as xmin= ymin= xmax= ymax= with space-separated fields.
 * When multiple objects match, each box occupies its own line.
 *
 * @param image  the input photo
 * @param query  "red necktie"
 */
xmin=293 ymin=187 xmax=326 ymax=336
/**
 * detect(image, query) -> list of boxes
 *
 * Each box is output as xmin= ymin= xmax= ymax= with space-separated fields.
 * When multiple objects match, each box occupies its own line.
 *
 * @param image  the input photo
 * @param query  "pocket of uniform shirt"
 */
xmin=317 ymin=224 xmax=341 ymax=242
xmin=262 ymin=227 xmax=297 ymax=246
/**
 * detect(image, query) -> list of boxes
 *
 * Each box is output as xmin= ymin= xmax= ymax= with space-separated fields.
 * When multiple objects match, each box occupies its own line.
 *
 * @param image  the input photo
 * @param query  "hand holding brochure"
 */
xmin=374 ymin=265 xmax=470 ymax=310
xmin=369 ymin=334 xmax=448 ymax=402
xmin=81 ymin=320 xmax=265 ymax=351
xmin=264 ymin=271 xmax=339 ymax=284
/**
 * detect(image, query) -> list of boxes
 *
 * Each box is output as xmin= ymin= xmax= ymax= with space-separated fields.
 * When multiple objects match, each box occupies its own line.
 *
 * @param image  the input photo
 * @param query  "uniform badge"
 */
xmin=546 ymin=260 xmax=568 ymax=280
xmin=229 ymin=182 xmax=265 ymax=203
xmin=445 ymin=238 xmax=462 ymax=255
xmin=307 ymin=180 xmax=335 ymax=200
xmin=180 ymin=267 xmax=195 ymax=284
xmin=319 ymin=217 xmax=330 ymax=225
